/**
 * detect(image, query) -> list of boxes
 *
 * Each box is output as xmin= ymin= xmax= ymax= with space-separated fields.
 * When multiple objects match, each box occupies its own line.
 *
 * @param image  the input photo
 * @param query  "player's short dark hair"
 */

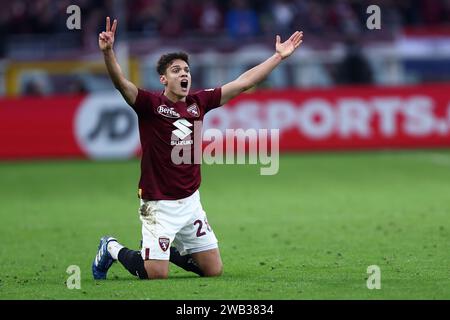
xmin=156 ymin=52 xmax=190 ymax=75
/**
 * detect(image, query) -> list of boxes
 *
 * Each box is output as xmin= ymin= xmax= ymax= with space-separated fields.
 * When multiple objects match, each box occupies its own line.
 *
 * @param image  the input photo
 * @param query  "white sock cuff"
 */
xmin=107 ymin=240 xmax=124 ymax=260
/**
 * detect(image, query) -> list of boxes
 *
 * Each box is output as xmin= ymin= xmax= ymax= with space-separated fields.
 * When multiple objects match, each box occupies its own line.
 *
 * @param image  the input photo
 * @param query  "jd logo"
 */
xmin=75 ymin=93 xmax=140 ymax=159
xmin=87 ymin=109 xmax=135 ymax=141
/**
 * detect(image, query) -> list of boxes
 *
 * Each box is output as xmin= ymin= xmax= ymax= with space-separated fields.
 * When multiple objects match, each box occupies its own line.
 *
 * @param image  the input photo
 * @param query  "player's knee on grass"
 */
xmin=144 ymin=260 xmax=169 ymax=279
xmin=202 ymin=261 xmax=223 ymax=277
xmin=192 ymin=248 xmax=223 ymax=277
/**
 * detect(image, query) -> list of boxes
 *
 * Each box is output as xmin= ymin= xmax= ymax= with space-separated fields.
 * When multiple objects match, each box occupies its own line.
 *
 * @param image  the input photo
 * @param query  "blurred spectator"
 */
xmin=199 ymin=1 xmax=223 ymax=35
xmin=272 ymin=0 xmax=295 ymax=37
xmin=29 ymin=0 xmax=55 ymax=34
xmin=336 ymin=38 xmax=373 ymax=84
xmin=331 ymin=0 xmax=361 ymax=36
xmin=225 ymin=0 xmax=260 ymax=39
xmin=23 ymin=79 xmax=46 ymax=96
xmin=421 ymin=0 xmax=446 ymax=25
xmin=0 ymin=6 xmax=8 ymax=58
xmin=68 ymin=78 xmax=88 ymax=95
xmin=396 ymin=0 xmax=421 ymax=25
xmin=127 ymin=0 xmax=162 ymax=36
xmin=303 ymin=1 xmax=327 ymax=35
xmin=159 ymin=1 xmax=187 ymax=38
xmin=9 ymin=1 xmax=29 ymax=34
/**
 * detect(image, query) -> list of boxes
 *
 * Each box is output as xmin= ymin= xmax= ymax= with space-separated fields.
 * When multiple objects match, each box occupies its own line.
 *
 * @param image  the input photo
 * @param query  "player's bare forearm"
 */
xmin=99 ymin=17 xmax=138 ymax=106
xmin=220 ymin=31 xmax=303 ymax=106
xmin=237 ymin=53 xmax=282 ymax=90
xmin=220 ymin=54 xmax=281 ymax=106
xmin=103 ymin=49 xmax=138 ymax=105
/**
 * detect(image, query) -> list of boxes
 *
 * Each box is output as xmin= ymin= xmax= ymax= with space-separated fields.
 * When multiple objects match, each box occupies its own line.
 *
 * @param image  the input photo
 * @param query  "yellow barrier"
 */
xmin=5 ymin=59 xmax=140 ymax=96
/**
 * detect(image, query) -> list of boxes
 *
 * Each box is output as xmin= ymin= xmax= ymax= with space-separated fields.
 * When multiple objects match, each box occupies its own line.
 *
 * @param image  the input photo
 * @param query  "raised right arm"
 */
xmin=99 ymin=17 xmax=138 ymax=106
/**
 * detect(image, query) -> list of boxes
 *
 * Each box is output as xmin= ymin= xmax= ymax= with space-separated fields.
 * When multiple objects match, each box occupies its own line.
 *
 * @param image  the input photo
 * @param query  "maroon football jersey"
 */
xmin=131 ymin=88 xmax=222 ymax=200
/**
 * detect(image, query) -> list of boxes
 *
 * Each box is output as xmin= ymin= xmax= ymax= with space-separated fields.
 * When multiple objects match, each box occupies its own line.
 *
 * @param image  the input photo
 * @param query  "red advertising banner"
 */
xmin=0 ymin=92 xmax=141 ymax=160
xmin=0 ymin=84 xmax=449 ymax=160
xmin=203 ymin=84 xmax=450 ymax=151
xmin=0 ymin=96 xmax=84 ymax=159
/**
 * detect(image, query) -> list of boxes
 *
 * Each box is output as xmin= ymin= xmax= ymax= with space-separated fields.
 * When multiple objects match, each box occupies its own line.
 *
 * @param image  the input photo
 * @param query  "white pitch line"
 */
xmin=422 ymin=153 xmax=450 ymax=167
xmin=375 ymin=151 xmax=450 ymax=167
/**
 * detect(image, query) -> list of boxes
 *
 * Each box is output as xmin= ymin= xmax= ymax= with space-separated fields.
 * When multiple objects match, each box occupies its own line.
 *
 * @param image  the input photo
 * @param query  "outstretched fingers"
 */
xmin=111 ymin=19 xmax=117 ymax=34
xmin=106 ymin=16 xmax=110 ymax=32
xmin=295 ymin=31 xmax=302 ymax=42
xmin=288 ymin=31 xmax=300 ymax=42
xmin=292 ymin=31 xmax=303 ymax=48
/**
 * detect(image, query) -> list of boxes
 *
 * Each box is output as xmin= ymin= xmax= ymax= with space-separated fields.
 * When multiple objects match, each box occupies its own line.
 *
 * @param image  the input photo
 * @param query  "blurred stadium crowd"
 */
xmin=1 ymin=0 xmax=449 ymax=43
xmin=0 ymin=0 xmax=449 ymax=96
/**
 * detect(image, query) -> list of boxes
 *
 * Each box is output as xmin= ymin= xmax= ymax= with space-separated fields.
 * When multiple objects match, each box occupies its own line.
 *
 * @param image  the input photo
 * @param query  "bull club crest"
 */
xmin=186 ymin=104 xmax=200 ymax=117
xmin=158 ymin=237 xmax=170 ymax=252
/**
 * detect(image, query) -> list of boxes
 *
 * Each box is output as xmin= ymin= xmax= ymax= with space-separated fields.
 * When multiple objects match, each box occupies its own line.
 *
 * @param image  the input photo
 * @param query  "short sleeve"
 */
xmin=194 ymin=88 xmax=222 ymax=114
xmin=132 ymin=88 xmax=156 ymax=115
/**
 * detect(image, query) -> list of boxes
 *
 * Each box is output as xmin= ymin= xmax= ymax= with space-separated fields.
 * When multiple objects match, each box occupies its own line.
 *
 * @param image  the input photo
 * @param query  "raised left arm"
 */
xmin=220 ymin=31 xmax=303 ymax=106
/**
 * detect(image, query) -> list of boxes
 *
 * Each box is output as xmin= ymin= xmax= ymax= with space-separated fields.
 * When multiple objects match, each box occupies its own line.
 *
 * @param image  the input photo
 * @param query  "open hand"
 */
xmin=99 ymin=17 xmax=117 ymax=52
xmin=276 ymin=31 xmax=303 ymax=59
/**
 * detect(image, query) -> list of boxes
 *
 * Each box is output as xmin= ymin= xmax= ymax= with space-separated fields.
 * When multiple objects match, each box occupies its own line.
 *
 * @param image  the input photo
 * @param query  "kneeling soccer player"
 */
xmin=92 ymin=17 xmax=303 ymax=280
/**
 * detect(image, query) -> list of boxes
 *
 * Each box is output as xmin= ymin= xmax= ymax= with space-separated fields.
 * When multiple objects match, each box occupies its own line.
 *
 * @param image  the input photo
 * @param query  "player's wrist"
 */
xmin=101 ymin=46 xmax=113 ymax=54
xmin=102 ymin=47 xmax=114 ymax=55
xmin=273 ymin=52 xmax=284 ymax=61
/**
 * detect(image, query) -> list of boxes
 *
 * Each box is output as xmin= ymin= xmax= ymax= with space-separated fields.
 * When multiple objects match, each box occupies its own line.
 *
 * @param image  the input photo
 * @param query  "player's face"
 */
xmin=161 ymin=59 xmax=191 ymax=99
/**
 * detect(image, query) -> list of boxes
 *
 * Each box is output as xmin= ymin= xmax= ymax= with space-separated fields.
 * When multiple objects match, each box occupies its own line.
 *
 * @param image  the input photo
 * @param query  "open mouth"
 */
xmin=180 ymin=79 xmax=188 ymax=89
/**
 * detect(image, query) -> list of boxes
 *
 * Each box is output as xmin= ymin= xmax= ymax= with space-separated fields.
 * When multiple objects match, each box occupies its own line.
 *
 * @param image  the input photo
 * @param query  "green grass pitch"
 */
xmin=1 ymin=151 xmax=449 ymax=299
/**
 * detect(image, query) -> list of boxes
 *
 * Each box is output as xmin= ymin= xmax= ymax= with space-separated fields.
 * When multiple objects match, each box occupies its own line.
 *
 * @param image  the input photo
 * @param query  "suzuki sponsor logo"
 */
xmin=157 ymin=105 xmax=180 ymax=118
xmin=171 ymin=120 xmax=280 ymax=175
xmin=172 ymin=119 xmax=193 ymax=140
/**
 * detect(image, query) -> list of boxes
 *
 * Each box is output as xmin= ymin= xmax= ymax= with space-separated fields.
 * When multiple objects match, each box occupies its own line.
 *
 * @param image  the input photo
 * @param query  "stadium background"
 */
xmin=0 ymin=0 xmax=449 ymax=300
